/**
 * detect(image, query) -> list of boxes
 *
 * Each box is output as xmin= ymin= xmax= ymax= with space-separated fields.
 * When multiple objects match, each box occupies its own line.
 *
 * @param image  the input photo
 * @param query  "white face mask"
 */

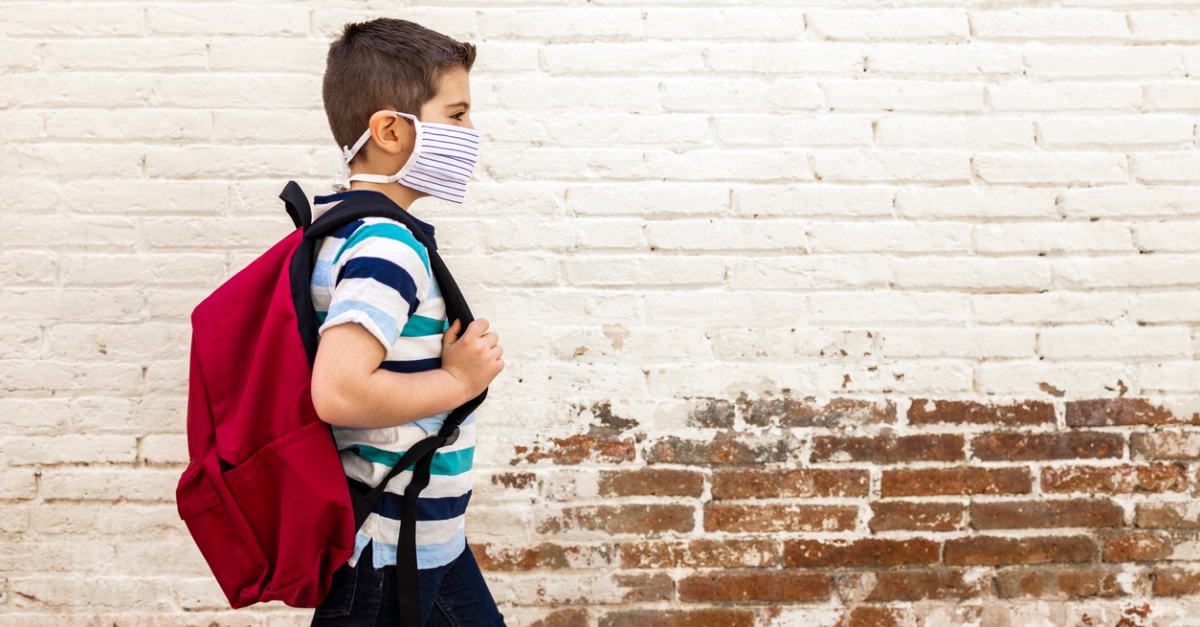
xmin=333 ymin=111 xmax=480 ymax=204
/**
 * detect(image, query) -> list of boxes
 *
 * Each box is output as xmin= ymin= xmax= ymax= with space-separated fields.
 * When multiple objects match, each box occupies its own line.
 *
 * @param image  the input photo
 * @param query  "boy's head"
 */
xmin=323 ymin=18 xmax=477 ymax=167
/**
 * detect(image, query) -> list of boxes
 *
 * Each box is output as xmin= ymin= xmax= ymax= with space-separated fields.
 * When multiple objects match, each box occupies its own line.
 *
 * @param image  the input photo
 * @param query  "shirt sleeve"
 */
xmin=319 ymin=220 xmax=433 ymax=352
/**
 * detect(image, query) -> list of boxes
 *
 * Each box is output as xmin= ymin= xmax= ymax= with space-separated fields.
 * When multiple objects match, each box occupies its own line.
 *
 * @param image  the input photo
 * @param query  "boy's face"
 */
xmin=419 ymin=66 xmax=473 ymax=130
xmin=347 ymin=66 xmax=474 ymax=203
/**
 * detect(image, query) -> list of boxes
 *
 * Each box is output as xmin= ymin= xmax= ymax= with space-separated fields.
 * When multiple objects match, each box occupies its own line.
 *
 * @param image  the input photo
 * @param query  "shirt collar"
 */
xmin=311 ymin=190 xmax=437 ymax=242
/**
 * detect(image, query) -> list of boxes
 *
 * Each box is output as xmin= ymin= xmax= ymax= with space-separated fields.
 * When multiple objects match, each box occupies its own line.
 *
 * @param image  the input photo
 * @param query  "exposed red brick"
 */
xmin=840 ymin=607 xmax=905 ymax=627
xmin=783 ymin=538 xmax=938 ymax=568
xmin=1131 ymin=431 xmax=1200 ymax=460
xmin=970 ymin=499 xmax=1123 ymax=530
xmin=614 ymin=573 xmax=673 ymax=603
xmin=599 ymin=610 xmax=755 ymax=627
xmin=513 ymin=433 xmax=635 ymax=465
xmin=1135 ymin=503 xmax=1200 ymax=529
xmin=598 ymin=468 xmax=704 ymax=498
xmin=678 ymin=571 xmax=830 ymax=603
xmin=739 ymin=394 xmax=895 ymax=428
xmin=619 ymin=539 xmax=778 ymax=569
xmin=711 ymin=468 xmax=868 ymax=500
xmin=1123 ymin=602 xmax=1154 ymax=622
xmin=584 ymin=401 xmax=639 ymax=431
xmin=490 ymin=472 xmax=537 ymax=490
xmin=1042 ymin=464 xmax=1189 ymax=494
xmin=1103 ymin=532 xmax=1174 ymax=562
xmin=537 ymin=505 xmax=694 ymax=536
xmin=472 ymin=542 xmax=614 ymax=571
xmin=644 ymin=433 xmax=796 ymax=465
xmin=837 ymin=570 xmax=986 ymax=602
xmin=870 ymin=502 xmax=964 ymax=532
xmin=909 ymin=399 xmax=1054 ymax=426
xmin=1153 ymin=567 xmax=1200 ymax=596
xmin=881 ymin=467 xmax=1031 ymax=497
xmin=687 ymin=397 xmax=735 ymax=428
xmin=944 ymin=536 xmax=1096 ymax=565
xmin=705 ymin=504 xmax=858 ymax=533
xmin=811 ymin=434 xmax=964 ymax=463
xmin=530 ymin=609 xmax=589 ymax=627
xmin=995 ymin=567 xmax=1131 ymax=598
xmin=1067 ymin=398 xmax=1199 ymax=427
xmin=999 ymin=570 xmax=1049 ymax=600
xmin=971 ymin=432 xmax=1123 ymax=461
xmin=1059 ymin=569 xmax=1125 ymax=598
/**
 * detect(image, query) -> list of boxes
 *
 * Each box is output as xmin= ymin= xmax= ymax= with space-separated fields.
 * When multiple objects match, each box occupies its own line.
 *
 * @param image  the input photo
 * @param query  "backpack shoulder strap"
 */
xmin=279 ymin=181 xmax=312 ymax=229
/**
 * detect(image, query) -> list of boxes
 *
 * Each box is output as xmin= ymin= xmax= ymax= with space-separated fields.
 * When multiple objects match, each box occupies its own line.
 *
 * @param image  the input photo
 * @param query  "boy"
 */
xmin=307 ymin=18 xmax=506 ymax=627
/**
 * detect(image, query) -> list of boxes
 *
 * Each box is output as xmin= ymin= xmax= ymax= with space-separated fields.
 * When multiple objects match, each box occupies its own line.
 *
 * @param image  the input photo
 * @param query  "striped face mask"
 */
xmin=334 ymin=111 xmax=480 ymax=204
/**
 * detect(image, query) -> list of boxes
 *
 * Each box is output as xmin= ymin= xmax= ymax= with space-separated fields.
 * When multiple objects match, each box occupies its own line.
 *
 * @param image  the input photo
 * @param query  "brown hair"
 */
xmin=322 ymin=18 xmax=476 ymax=159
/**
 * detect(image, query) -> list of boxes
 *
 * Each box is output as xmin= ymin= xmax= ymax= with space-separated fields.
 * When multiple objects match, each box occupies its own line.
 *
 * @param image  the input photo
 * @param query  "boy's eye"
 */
xmin=451 ymin=112 xmax=466 ymax=120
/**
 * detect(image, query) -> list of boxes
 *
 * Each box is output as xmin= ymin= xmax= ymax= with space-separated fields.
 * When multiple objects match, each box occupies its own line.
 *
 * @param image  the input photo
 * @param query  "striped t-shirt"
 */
xmin=310 ymin=190 xmax=473 ymax=570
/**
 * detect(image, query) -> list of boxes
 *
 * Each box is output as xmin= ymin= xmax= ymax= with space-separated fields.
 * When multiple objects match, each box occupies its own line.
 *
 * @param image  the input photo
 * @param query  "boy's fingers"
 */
xmin=466 ymin=318 xmax=489 ymax=337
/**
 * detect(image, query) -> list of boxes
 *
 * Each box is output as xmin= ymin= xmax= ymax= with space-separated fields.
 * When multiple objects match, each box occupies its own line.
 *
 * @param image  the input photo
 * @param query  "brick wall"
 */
xmin=3 ymin=1 xmax=1200 ymax=626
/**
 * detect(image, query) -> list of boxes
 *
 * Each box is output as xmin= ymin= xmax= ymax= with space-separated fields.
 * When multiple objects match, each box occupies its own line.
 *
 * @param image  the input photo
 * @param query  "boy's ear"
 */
xmin=367 ymin=110 xmax=415 ymax=156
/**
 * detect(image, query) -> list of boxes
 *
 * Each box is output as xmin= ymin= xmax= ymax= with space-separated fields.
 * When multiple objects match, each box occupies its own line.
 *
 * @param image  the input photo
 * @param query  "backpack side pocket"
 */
xmin=221 ymin=419 xmax=355 ymax=604
xmin=176 ymin=459 xmax=267 ymax=608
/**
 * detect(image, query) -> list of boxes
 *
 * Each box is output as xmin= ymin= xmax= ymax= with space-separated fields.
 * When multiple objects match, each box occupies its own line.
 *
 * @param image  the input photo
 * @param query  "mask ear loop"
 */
xmin=344 ymin=112 xmax=424 ymax=188
xmin=332 ymin=127 xmax=376 ymax=192
xmin=389 ymin=112 xmax=424 ymax=183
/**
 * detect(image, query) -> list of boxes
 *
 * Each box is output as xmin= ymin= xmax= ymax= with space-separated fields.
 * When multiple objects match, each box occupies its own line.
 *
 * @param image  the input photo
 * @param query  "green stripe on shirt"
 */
xmin=401 ymin=315 xmax=449 ymax=337
xmin=345 ymin=444 xmax=474 ymax=476
xmin=335 ymin=222 xmax=430 ymax=275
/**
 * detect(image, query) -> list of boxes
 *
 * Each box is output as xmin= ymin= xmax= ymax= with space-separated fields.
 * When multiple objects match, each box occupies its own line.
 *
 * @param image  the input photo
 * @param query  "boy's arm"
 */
xmin=311 ymin=221 xmax=502 ymax=429
xmin=311 ymin=318 xmax=501 ymax=429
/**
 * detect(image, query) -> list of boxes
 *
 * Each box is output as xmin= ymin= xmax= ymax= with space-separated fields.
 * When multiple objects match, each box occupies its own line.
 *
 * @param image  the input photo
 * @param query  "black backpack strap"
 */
xmin=279 ymin=180 xmax=312 ymax=229
xmin=285 ymin=185 xmax=487 ymax=626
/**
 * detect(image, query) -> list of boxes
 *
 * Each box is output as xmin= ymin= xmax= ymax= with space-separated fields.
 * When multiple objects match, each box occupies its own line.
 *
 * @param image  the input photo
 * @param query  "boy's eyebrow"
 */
xmin=445 ymin=101 xmax=470 ymax=110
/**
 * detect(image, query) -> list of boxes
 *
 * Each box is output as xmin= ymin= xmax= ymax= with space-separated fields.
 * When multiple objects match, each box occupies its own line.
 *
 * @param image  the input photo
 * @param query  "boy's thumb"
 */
xmin=444 ymin=319 xmax=462 ymax=344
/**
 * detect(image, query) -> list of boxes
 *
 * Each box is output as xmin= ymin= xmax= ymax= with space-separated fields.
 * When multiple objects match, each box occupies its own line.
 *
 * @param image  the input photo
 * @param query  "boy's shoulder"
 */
xmin=326 ymin=216 xmax=436 ymax=289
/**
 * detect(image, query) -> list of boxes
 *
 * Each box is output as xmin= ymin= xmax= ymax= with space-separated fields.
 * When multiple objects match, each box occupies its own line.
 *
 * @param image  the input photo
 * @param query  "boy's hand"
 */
xmin=441 ymin=318 xmax=504 ymax=402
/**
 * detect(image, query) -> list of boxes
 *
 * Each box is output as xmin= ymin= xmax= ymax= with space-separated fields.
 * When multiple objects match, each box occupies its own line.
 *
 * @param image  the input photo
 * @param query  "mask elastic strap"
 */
xmin=335 ymin=112 xmax=422 ymax=192
xmin=333 ymin=128 xmax=374 ymax=192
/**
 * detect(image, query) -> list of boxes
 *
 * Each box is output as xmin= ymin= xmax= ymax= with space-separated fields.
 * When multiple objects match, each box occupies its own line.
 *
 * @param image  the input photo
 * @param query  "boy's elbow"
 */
xmin=311 ymin=375 xmax=359 ymax=427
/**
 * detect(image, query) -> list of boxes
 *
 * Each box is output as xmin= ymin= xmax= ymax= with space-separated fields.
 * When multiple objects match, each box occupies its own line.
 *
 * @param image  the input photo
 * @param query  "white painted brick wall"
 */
xmin=3 ymin=1 xmax=1200 ymax=625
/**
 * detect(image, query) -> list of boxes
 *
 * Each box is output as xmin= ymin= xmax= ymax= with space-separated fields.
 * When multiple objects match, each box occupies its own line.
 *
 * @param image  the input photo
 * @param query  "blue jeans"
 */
xmin=311 ymin=540 xmax=506 ymax=627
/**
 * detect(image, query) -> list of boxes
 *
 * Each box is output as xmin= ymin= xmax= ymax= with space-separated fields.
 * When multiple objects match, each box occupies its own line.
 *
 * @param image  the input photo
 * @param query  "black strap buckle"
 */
xmin=442 ymin=426 xmax=460 ymax=447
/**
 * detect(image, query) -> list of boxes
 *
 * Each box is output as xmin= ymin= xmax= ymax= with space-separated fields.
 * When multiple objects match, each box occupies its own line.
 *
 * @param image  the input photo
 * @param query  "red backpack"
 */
xmin=177 ymin=182 xmax=484 ymax=614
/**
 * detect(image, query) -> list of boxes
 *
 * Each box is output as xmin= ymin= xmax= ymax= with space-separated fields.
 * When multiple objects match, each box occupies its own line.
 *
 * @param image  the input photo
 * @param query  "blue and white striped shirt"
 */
xmin=310 ymin=190 xmax=473 ymax=570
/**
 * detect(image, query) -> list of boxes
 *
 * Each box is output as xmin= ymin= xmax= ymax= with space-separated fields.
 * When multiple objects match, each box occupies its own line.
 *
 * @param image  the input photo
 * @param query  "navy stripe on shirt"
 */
xmin=336 ymin=256 xmax=420 ymax=319
xmin=391 ymin=491 xmax=472 ymax=522
xmin=348 ymin=478 xmax=472 ymax=522
xmin=379 ymin=358 xmax=443 ymax=373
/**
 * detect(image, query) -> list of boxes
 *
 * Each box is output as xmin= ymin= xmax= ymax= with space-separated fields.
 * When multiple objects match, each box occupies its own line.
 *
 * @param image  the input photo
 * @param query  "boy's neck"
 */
xmin=347 ymin=180 xmax=421 ymax=212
